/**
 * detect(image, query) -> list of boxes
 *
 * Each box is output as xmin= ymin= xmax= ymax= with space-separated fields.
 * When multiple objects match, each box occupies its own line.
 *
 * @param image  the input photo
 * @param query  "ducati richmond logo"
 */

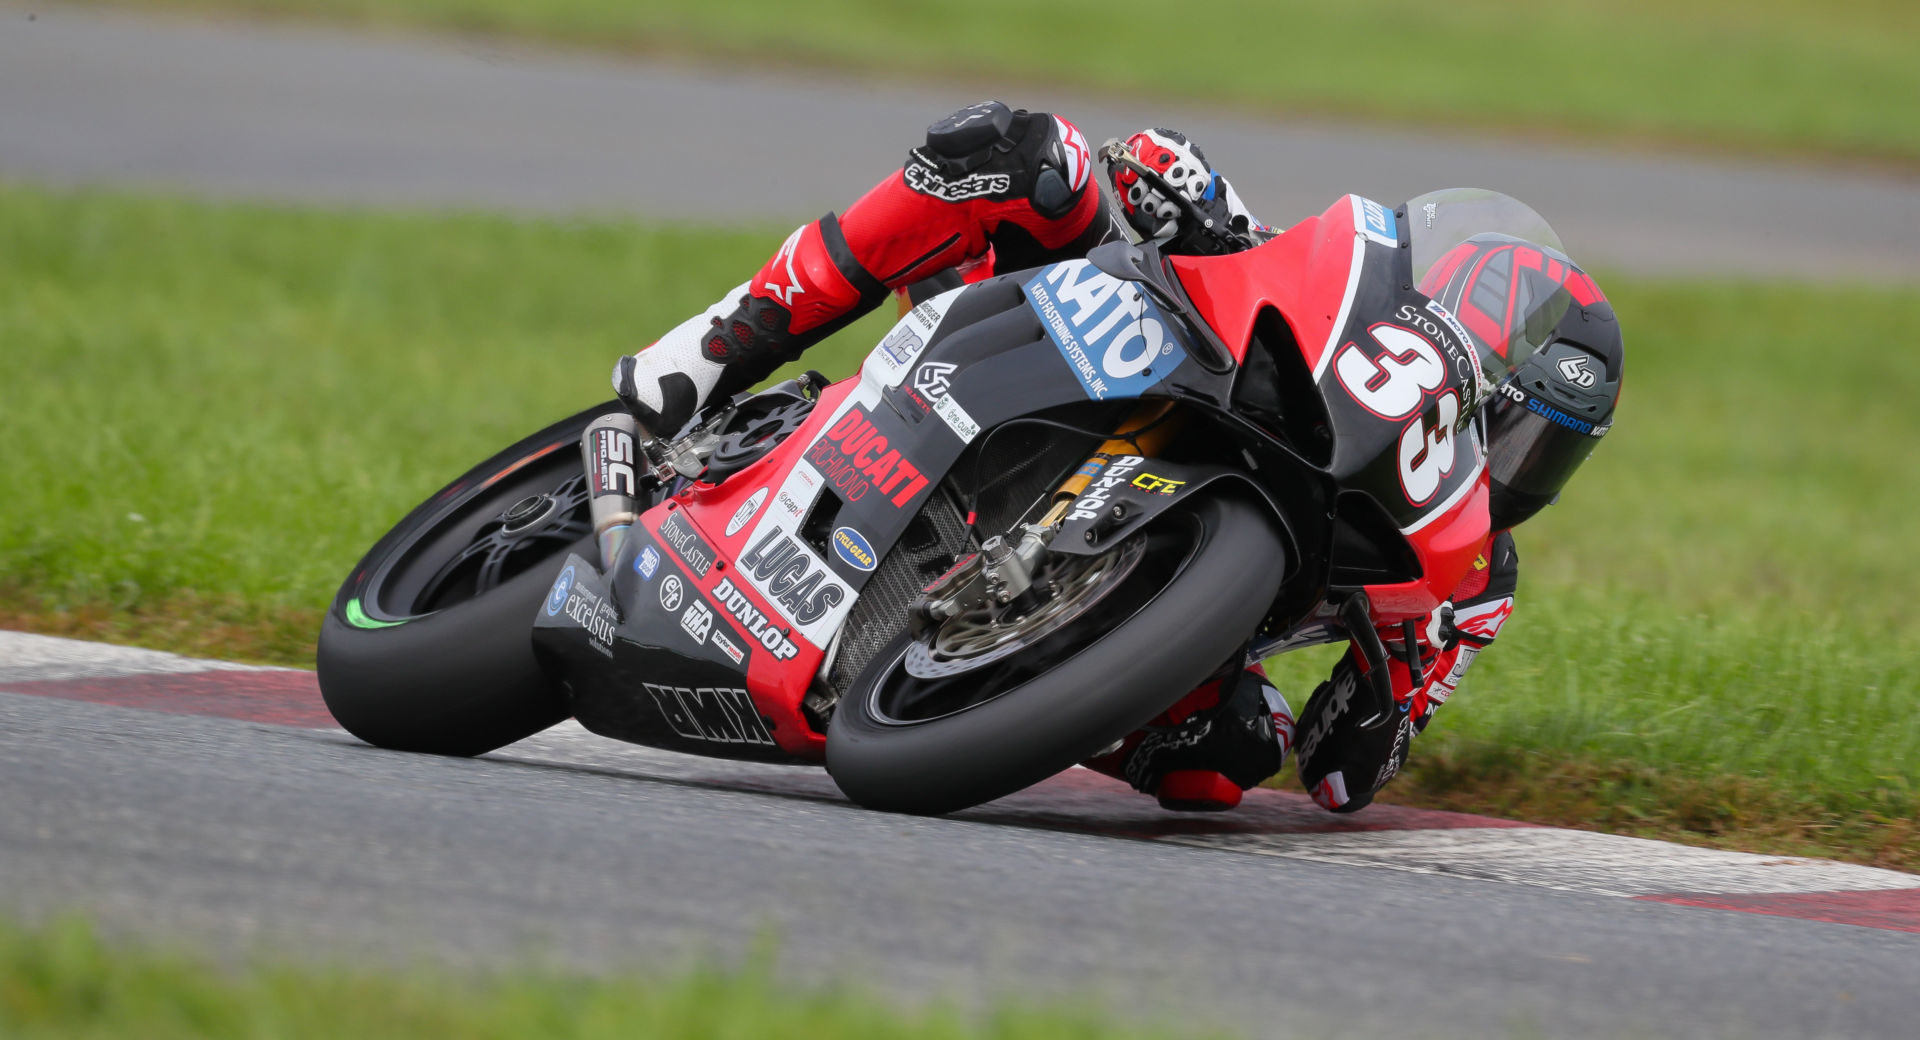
xmin=711 ymin=577 xmax=800 ymax=660
xmin=642 ymin=683 xmax=773 ymax=746
xmin=738 ymin=530 xmax=847 ymax=627
xmin=804 ymin=407 xmax=932 ymax=508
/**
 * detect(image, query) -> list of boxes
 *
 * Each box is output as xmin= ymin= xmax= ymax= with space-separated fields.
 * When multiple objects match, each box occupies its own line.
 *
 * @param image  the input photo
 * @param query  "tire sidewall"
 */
xmin=825 ymin=495 xmax=1284 ymax=814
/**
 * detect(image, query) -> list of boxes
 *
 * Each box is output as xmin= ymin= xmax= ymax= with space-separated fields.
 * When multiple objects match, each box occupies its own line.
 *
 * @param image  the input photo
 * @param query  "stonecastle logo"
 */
xmin=658 ymin=509 xmax=716 ymax=579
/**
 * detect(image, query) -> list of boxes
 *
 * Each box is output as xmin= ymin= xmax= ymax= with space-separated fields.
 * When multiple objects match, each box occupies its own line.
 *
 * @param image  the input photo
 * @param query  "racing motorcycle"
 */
xmin=317 ymin=181 xmax=1578 ymax=815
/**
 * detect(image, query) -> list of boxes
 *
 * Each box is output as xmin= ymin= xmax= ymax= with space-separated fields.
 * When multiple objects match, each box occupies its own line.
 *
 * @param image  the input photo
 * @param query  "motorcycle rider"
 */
xmin=613 ymin=101 xmax=1624 ymax=814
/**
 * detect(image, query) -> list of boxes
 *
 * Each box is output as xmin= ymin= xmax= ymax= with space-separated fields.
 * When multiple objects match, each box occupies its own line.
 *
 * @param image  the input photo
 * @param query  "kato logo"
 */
xmin=831 ymin=526 xmax=878 ymax=572
xmin=803 ymin=406 xmax=932 ymax=508
xmin=634 ymin=544 xmax=661 ymax=580
xmin=1026 ymin=260 xmax=1185 ymax=401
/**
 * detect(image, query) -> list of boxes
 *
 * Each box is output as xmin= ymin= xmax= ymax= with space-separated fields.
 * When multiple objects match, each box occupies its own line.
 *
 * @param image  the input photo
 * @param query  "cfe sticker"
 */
xmin=1027 ymin=260 xmax=1186 ymax=401
xmin=1132 ymin=473 xmax=1185 ymax=495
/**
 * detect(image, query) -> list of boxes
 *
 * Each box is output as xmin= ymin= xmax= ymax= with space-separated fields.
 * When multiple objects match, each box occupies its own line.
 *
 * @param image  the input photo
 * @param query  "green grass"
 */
xmin=0 ymin=917 xmax=1206 ymax=1040
xmin=2 ymin=184 xmax=1915 ymax=865
xmin=88 ymin=0 xmax=1920 ymax=164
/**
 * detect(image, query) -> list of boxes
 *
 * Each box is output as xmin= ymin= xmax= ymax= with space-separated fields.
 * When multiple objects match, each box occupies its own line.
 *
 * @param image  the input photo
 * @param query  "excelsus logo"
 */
xmin=711 ymin=577 xmax=800 ymax=661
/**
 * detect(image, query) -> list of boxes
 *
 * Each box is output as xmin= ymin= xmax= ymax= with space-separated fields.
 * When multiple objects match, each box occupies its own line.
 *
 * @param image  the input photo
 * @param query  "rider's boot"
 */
xmin=613 ymin=216 xmax=882 ymax=436
xmin=1084 ymin=662 xmax=1294 ymax=812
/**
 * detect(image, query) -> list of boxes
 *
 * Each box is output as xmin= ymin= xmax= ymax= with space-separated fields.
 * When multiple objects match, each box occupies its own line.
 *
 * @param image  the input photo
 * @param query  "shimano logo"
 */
xmin=1526 ymin=396 xmax=1595 ymax=434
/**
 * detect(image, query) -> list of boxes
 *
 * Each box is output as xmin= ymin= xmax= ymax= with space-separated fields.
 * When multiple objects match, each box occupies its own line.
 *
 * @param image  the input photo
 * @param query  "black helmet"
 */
xmin=1412 ymin=223 xmax=1623 ymax=530
xmin=1480 ymin=299 xmax=1623 ymax=528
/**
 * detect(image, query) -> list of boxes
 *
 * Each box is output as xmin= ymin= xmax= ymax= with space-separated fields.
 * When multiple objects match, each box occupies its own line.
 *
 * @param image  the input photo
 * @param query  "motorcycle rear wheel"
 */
xmin=826 ymin=494 xmax=1284 ymax=815
xmin=317 ymin=402 xmax=623 ymax=757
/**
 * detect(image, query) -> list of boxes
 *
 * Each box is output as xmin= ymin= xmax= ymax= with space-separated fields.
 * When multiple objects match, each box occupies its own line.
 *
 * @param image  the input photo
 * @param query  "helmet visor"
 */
xmin=1407 ymin=190 xmax=1603 ymax=390
xmin=1484 ymin=395 xmax=1601 ymax=507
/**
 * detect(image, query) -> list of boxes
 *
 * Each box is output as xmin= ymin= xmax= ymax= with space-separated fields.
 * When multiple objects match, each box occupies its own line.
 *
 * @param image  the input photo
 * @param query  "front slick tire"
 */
xmin=826 ymin=495 xmax=1284 ymax=816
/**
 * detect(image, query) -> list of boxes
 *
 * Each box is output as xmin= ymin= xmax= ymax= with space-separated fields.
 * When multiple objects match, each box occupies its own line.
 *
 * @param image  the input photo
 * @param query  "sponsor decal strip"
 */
xmin=9 ymin=630 xmax=1916 ymax=934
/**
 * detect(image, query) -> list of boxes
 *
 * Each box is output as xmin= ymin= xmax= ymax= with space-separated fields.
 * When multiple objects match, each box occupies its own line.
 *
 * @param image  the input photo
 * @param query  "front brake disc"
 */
xmin=902 ymin=535 xmax=1145 ymax=679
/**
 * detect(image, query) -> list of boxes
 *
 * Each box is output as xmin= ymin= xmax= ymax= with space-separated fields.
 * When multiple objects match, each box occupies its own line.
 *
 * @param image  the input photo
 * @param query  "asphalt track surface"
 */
xmin=3 ymin=4 xmax=1920 ymax=282
xmin=3 ymin=633 xmax=1919 ymax=1039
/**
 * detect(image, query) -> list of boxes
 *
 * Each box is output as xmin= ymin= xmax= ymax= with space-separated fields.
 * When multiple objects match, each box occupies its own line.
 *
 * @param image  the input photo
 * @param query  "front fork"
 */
xmin=913 ymin=402 xmax=1181 ymax=630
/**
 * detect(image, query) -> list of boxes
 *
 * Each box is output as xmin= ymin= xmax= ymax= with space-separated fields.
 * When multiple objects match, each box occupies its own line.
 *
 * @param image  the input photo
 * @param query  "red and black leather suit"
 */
xmin=618 ymin=103 xmax=1520 ymax=813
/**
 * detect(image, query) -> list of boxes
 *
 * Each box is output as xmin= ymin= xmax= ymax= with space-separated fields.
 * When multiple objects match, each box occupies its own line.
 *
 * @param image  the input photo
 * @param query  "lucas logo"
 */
xmin=738 ymin=529 xmax=848 ymax=628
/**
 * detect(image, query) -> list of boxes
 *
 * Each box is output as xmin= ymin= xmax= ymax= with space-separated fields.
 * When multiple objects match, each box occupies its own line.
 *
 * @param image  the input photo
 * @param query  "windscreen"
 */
xmin=1405 ymin=189 xmax=1583 ymax=387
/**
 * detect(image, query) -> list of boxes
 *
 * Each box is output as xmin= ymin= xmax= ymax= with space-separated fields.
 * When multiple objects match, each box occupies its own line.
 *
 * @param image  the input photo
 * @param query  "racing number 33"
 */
xmin=1332 ymin=323 xmax=1460 ymax=505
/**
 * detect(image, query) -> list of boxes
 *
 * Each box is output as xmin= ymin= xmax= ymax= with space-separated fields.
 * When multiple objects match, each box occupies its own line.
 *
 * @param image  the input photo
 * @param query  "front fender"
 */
xmin=1050 ymin=456 xmax=1297 ymax=573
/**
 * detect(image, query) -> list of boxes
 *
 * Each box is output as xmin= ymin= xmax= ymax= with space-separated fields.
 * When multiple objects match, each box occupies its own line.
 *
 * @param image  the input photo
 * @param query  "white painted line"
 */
xmin=1164 ymin=827 xmax=1919 ymax=897
xmin=0 ymin=630 xmax=289 ymax=683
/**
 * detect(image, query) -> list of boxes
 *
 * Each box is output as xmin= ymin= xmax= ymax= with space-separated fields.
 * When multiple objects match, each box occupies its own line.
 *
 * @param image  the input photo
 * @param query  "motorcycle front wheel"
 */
xmin=826 ymin=494 xmax=1285 ymax=815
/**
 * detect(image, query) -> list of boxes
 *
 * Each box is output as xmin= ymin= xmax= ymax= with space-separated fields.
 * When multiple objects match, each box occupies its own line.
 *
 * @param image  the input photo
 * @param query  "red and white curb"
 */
xmin=5 ymin=629 xmax=1917 ymax=934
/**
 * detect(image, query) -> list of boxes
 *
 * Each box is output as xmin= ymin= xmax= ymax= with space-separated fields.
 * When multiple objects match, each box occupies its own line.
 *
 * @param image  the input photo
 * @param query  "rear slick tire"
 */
xmin=825 ymin=495 xmax=1285 ymax=816
xmin=316 ymin=403 xmax=617 ymax=757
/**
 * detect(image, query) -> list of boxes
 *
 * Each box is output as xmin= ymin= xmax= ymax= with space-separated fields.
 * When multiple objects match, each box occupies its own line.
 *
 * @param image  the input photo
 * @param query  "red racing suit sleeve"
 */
xmin=694 ymin=104 xmax=1115 ymax=403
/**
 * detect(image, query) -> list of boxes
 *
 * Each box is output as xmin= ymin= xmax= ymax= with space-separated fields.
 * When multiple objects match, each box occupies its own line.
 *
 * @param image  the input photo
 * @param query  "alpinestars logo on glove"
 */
xmin=904 ymin=151 xmax=1012 ymax=202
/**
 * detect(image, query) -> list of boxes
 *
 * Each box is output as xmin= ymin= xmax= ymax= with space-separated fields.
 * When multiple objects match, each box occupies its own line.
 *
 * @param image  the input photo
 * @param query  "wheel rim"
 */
xmin=903 ymin=536 xmax=1146 ymax=678
xmin=355 ymin=440 xmax=594 ymax=624
xmin=865 ymin=514 xmax=1203 ymax=726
